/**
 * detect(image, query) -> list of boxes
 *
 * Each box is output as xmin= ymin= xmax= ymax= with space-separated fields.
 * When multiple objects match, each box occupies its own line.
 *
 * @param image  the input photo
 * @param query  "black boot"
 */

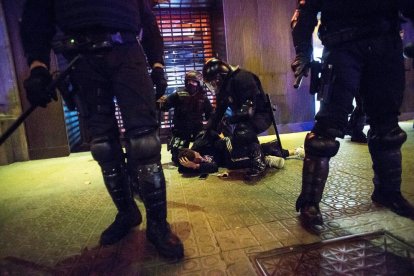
xmin=296 ymin=155 xmax=329 ymax=225
xmin=351 ymin=131 xmax=367 ymax=143
xmin=368 ymin=128 xmax=413 ymax=219
xmin=100 ymin=165 xmax=142 ymax=245
xmin=245 ymin=143 xmax=267 ymax=180
xmin=146 ymin=219 xmax=184 ymax=259
xmin=296 ymin=132 xmax=339 ymax=226
xmin=136 ymin=163 xmax=184 ymax=259
xmin=372 ymin=190 xmax=414 ymax=219
xmin=348 ymin=105 xmax=367 ymax=143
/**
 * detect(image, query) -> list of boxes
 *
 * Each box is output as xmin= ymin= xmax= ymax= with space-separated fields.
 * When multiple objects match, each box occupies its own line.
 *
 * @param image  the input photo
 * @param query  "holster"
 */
xmin=56 ymin=75 xmax=78 ymax=111
xmin=55 ymin=71 xmax=90 ymax=116
xmin=309 ymin=60 xmax=322 ymax=95
xmin=317 ymin=63 xmax=334 ymax=103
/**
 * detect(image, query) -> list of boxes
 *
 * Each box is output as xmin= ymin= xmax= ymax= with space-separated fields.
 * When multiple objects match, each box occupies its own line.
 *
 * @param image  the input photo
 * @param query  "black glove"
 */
xmin=291 ymin=53 xmax=311 ymax=78
xmin=24 ymin=67 xmax=56 ymax=108
xmin=151 ymin=67 xmax=168 ymax=100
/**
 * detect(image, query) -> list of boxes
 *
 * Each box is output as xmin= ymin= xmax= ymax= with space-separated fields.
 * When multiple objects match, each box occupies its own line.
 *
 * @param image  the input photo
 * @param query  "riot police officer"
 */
xmin=202 ymin=58 xmax=272 ymax=180
xmin=20 ymin=0 xmax=183 ymax=258
xmin=291 ymin=0 xmax=414 ymax=225
xmin=158 ymin=70 xmax=213 ymax=165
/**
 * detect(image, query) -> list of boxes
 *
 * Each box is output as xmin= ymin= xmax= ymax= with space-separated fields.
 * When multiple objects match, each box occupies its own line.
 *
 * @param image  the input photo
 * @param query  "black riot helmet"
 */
xmin=184 ymin=70 xmax=203 ymax=95
xmin=202 ymin=58 xmax=232 ymax=94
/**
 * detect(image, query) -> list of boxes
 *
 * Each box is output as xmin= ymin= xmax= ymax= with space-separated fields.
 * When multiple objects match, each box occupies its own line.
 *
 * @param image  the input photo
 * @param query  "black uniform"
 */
xmin=291 ymin=0 xmax=414 ymax=225
xmin=179 ymin=132 xmax=285 ymax=175
xmin=160 ymin=87 xmax=212 ymax=164
xmin=20 ymin=0 xmax=183 ymax=258
xmin=208 ymin=68 xmax=271 ymax=135
xmin=345 ymin=95 xmax=367 ymax=143
xmin=205 ymin=67 xmax=272 ymax=179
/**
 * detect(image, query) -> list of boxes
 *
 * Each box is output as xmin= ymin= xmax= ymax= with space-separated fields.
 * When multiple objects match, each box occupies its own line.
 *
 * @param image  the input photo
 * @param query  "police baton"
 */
xmin=293 ymin=73 xmax=304 ymax=89
xmin=266 ymin=94 xmax=283 ymax=152
xmin=0 ymin=54 xmax=82 ymax=146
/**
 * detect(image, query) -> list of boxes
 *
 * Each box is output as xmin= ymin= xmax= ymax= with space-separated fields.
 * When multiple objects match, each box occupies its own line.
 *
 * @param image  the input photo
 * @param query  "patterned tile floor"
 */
xmin=0 ymin=122 xmax=413 ymax=275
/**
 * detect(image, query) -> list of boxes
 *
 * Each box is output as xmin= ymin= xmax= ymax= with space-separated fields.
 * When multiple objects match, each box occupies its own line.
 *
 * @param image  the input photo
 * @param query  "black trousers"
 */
xmin=314 ymin=33 xmax=405 ymax=137
xmin=69 ymin=43 xmax=158 ymax=141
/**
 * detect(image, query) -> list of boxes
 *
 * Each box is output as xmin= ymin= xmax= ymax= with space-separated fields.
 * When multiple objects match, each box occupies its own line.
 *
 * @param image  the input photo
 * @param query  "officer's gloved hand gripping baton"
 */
xmin=0 ymin=54 xmax=82 ymax=146
xmin=293 ymin=73 xmax=305 ymax=89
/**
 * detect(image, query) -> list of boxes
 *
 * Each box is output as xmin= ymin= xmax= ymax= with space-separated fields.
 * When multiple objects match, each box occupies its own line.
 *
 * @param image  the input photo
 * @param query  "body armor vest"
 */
xmin=173 ymin=91 xmax=207 ymax=135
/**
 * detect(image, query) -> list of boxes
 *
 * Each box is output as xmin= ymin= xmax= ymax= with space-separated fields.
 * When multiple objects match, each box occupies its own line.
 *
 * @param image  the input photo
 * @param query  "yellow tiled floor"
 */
xmin=0 ymin=122 xmax=413 ymax=275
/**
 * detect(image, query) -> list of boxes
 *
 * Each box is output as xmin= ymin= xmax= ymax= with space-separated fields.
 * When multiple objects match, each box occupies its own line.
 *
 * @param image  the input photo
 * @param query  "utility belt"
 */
xmin=53 ymin=31 xmax=139 ymax=54
xmin=320 ymin=20 xmax=399 ymax=48
xmin=52 ymin=31 xmax=139 ymax=112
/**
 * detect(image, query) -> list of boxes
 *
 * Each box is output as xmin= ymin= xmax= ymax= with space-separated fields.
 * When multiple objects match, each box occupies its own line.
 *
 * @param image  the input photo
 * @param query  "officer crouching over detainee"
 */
xmin=202 ymin=58 xmax=273 ymax=181
xmin=20 ymin=0 xmax=183 ymax=259
xmin=291 ymin=0 xmax=414 ymax=226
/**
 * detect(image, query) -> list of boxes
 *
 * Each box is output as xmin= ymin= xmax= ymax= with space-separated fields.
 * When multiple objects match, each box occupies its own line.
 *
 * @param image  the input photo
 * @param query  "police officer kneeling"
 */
xmin=202 ymin=58 xmax=272 ymax=180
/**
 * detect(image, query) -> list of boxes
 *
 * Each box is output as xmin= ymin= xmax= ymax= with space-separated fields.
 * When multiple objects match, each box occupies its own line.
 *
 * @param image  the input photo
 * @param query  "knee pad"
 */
xmin=90 ymin=136 xmax=124 ymax=168
xmin=305 ymin=132 xmax=340 ymax=158
xmin=368 ymin=126 xmax=407 ymax=151
xmin=126 ymin=131 xmax=161 ymax=165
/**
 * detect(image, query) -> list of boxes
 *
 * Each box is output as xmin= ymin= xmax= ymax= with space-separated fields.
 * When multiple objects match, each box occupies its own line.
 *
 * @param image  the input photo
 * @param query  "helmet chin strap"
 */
xmin=205 ymin=82 xmax=216 ymax=94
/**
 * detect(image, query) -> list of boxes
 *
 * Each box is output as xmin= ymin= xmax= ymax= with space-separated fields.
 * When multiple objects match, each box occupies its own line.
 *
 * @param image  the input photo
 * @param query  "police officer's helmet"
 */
xmin=202 ymin=58 xmax=231 ymax=82
xmin=202 ymin=58 xmax=232 ymax=93
xmin=185 ymin=70 xmax=203 ymax=86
